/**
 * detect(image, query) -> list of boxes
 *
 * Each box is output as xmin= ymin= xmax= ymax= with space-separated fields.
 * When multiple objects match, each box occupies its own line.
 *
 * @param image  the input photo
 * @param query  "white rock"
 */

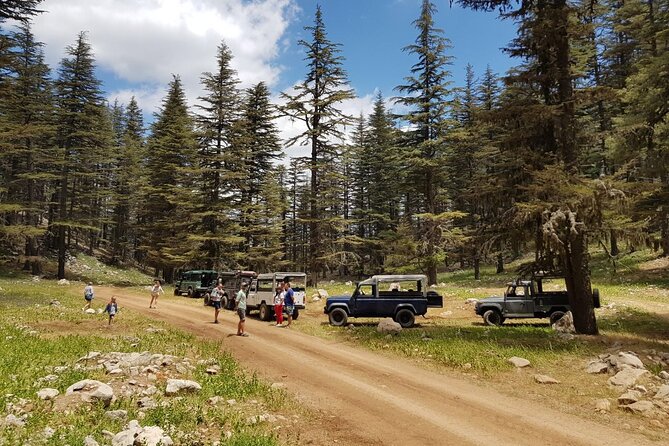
xmin=206 ymin=366 xmax=219 ymax=375
xmin=465 ymin=298 xmax=478 ymax=305
xmin=585 ymin=360 xmax=609 ymax=374
xmin=271 ymin=382 xmax=286 ymax=390
xmin=345 ymin=281 xmax=352 ymax=286
xmin=226 ymin=399 xmax=237 ymax=406
xmin=4 ymin=413 xmax=26 ymax=427
xmin=608 ymin=368 xmax=648 ymax=388
xmin=659 ymin=371 xmax=669 ymax=380
xmin=136 ymin=426 xmax=174 ymax=446
xmin=85 ymin=308 xmax=96 ymax=314
xmin=83 ymin=435 xmax=100 ymax=446
xmin=654 ymin=384 xmax=669 ymax=401
xmin=43 ymin=426 xmax=55 ymax=439
xmin=164 ymin=379 xmax=201 ymax=396
xmin=617 ymin=390 xmax=642 ymax=405
xmin=317 ymin=289 xmax=329 ymax=298
xmin=137 ymin=397 xmax=156 ymax=409
xmin=49 ymin=300 xmax=60 ymax=306
xmin=534 ymin=374 xmax=559 ymax=384
xmin=594 ymin=399 xmax=611 ymax=413
xmin=65 ymin=379 xmax=114 ymax=406
xmin=438 ymin=311 xmax=453 ymax=318
xmin=37 ymin=388 xmax=59 ymax=400
xmin=620 ymin=400 xmax=656 ymax=415
xmin=376 ymin=318 xmax=402 ymax=335
xmin=78 ymin=352 xmax=101 ymax=362
xmin=551 ymin=311 xmax=575 ymax=333
xmin=57 ymin=279 xmax=70 ymax=285
xmin=508 ymin=357 xmax=531 ymax=368
xmin=311 ymin=296 xmax=321 ymax=302
xmin=616 ymin=352 xmax=645 ymax=370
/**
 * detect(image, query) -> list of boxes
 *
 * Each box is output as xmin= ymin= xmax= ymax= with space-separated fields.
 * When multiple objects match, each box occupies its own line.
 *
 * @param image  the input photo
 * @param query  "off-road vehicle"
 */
xmin=246 ymin=272 xmax=307 ymax=320
xmin=324 ymin=275 xmax=443 ymax=328
xmin=474 ymin=274 xmax=601 ymax=326
xmin=174 ymin=270 xmax=218 ymax=298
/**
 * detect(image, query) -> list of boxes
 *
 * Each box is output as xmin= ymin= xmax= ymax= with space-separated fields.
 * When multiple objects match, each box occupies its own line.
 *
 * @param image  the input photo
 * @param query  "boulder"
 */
xmin=345 ymin=281 xmax=353 ymax=286
xmin=465 ymin=298 xmax=478 ymax=305
xmin=659 ymin=371 xmax=669 ymax=380
xmin=617 ymin=390 xmax=642 ymax=405
xmin=594 ymin=399 xmax=611 ymax=413
xmin=620 ymin=400 xmax=656 ymax=415
xmin=57 ymin=279 xmax=70 ymax=285
xmin=3 ymin=414 xmax=26 ymax=427
xmin=654 ymin=384 xmax=669 ymax=401
xmin=608 ymin=368 xmax=648 ymax=389
xmin=317 ymin=289 xmax=329 ymax=299
xmin=534 ymin=374 xmax=560 ymax=384
xmin=164 ymin=379 xmax=201 ymax=396
xmin=136 ymin=426 xmax=173 ymax=446
xmin=585 ymin=360 xmax=609 ymax=374
xmin=508 ymin=357 xmax=531 ymax=368
xmin=84 ymin=308 xmax=96 ymax=314
xmin=551 ymin=311 xmax=575 ymax=333
xmin=37 ymin=388 xmax=59 ymax=401
xmin=311 ymin=295 xmax=321 ymax=302
xmin=376 ymin=318 xmax=402 ymax=335
xmin=616 ymin=352 xmax=645 ymax=370
xmin=66 ymin=379 xmax=114 ymax=406
xmin=137 ymin=397 xmax=156 ymax=409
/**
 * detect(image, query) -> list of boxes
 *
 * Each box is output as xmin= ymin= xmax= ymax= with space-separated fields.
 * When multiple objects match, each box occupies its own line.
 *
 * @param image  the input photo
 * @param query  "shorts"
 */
xmin=236 ymin=308 xmax=246 ymax=321
xmin=211 ymin=301 xmax=221 ymax=309
xmin=284 ymin=305 xmax=294 ymax=316
xmin=85 ymin=296 xmax=93 ymax=301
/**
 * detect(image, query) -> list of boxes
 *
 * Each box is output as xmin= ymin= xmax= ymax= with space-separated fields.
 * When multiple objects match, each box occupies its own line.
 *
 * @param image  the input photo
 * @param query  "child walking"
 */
xmin=149 ymin=279 xmax=164 ymax=309
xmin=104 ymin=296 xmax=118 ymax=325
xmin=83 ymin=282 xmax=94 ymax=311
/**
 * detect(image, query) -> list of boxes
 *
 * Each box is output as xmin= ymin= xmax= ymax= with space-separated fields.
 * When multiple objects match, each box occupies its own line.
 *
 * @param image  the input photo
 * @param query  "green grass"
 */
xmin=0 ymin=277 xmax=289 ymax=445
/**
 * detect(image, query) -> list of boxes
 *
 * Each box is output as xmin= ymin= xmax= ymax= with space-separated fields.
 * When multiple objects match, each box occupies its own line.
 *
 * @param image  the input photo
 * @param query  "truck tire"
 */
xmin=174 ymin=288 xmax=180 ymax=296
xmin=593 ymin=288 xmax=601 ymax=308
xmin=395 ymin=309 xmax=415 ymax=328
xmin=292 ymin=308 xmax=299 ymax=320
xmin=328 ymin=308 xmax=348 ymax=326
xmin=187 ymin=287 xmax=193 ymax=297
xmin=483 ymin=309 xmax=503 ymax=326
xmin=549 ymin=310 xmax=566 ymax=326
xmin=259 ymin=303 xmax=271 ymax=321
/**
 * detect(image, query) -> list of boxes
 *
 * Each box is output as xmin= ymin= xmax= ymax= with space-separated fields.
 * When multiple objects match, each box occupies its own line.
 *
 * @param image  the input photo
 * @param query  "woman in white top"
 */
xmin=149 ymin=279 xmax=164 ymax=309
xmin=273 ymin=285 xmax=285 ymax=326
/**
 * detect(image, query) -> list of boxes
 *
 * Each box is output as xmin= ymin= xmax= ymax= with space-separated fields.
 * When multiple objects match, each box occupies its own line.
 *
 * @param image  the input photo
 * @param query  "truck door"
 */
xmin=352 ymin=284 xmax=377 ymax=316
xmin=504 ymin=285 xmax=531 ymax=316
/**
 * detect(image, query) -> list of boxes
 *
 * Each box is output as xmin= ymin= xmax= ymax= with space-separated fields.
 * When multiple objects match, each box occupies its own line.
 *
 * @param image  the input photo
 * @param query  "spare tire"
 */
xmin=549 ymin=310 xmax=566 ymax=326
xmin=593 ymin=288 xmax=601 ymax=308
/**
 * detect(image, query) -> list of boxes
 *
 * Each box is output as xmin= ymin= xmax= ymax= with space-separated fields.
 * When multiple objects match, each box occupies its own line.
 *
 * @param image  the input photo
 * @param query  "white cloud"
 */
xmin=32 ymin=0 xmax=298 ymax=113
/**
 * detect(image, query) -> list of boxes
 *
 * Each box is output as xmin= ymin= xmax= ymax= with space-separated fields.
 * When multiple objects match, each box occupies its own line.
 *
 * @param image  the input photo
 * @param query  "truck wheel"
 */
xmin=292 ymin=308 xmax=299 ymax=320
xmin=174 ymin=289 xmax=180 ymax=296
xmin=329 ymin=308 xmax=348 ymax=326
xmin=483 ymin=309 xmax=503 ymax=326
xmin=203 ymin=293 xmax=210 ymax=306
xmin=549 ymin=311 xmax=566 ymax=326
xmin=187 ymin=287 xmax=193 ymax=297
xmin=259 ymin=303 xmax=271 ymax=321
xmin=395 ymin=309 xmax=415 ymax=328
xmin=593 ymin=288 xmax=601 ymax=308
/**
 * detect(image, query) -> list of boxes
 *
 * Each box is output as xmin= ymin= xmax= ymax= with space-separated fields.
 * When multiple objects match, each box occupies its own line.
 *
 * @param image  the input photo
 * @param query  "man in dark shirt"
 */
xmin=283 ymin=280 xmax=294 ymax=327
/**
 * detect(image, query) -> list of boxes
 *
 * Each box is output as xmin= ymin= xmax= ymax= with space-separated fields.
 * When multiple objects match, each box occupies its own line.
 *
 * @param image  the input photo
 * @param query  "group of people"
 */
xmin=82 ymin=282 xmax=118 ymax=325
xmin=82 ymin=277 xmax=295 ymax=336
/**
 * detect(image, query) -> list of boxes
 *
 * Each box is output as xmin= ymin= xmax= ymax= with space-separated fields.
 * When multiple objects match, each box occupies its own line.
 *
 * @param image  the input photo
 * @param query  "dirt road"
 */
xmin=99 ymin=287 xmax=658 ymax=446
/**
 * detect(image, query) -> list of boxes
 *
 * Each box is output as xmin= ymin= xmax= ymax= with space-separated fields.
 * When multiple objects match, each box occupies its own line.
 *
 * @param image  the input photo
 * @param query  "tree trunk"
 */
xmin=661 ymin=211 xmax=669 ymax=257
xmin=474 ymin=256 xmax=480 ymax=280
xmin=562 ymin=226 xmax=598 ymax=335
xmin=496 ymin=253 xmax=504 ymax=274
xmin=610 ymin=229 xmax=619 ymax=257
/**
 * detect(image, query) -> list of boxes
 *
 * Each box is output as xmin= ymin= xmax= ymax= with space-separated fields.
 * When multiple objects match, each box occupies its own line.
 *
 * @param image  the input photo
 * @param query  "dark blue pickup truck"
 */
xmin=324 ymin=275 xmax=443 ymax=328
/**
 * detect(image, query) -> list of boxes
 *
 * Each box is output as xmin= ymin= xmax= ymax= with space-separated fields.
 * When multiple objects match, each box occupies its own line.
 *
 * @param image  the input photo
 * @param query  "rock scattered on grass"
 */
xmin=594 ymin=399 xmax=611 ymax=413
xmin=617 ymin=390 xmax=642 ymax=405
xmin=83 ymin=435 xmax=100 ymax=446
xmin=654 ymin=384 xmax=669 ymax=401
xmin=508 ymin=357 xmax=530 ymax=368
xmin=608 ymin=368 xmax=648 ymax=389
xmin=376 ymin=318 xmax=402 ymax=335
xmin=3 ymin=413 xmax=26 ymax=428
xmin=105 ymin=410 xmax=128 ymax=421
xmin=57 ymin=279 xmax=70 ymax=285
xmin=112 ymin=420 xmax=173 ymax=446
xmin=65 ymin=379 xmax=114 ymax=406
xmin=37 ymin=388 xmax=59 ymax=401
xmin=585 ymin=360 xmax=609 ymax=374
xmin=620 ymin=400 xmax=656 ymax=416
xmin=164 ymin=379 xmax=201 ymax=396
xmin=551 ymin=311 xmax=575 ymax=333
xmin=534 ymin=374 xmax=560 ymax=384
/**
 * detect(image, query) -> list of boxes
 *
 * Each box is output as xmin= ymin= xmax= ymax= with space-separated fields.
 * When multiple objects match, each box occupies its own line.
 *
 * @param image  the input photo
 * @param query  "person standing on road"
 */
xmin=149 ymin=279 xmax=164 ymax=309
xmin=83 ymin=282 xmax=94 ymax=311
xmin=273 ymin=285 xmax=284 ymax=326
xmin=210 ymin=283 xmax=224 ymax=324
xmin=104 ymin=296 xmax=118 ymax=325
xmin=235 ymin=282 xmax=249 ymax=336
xmin=283 ymin=280 xmax=294 ymax=328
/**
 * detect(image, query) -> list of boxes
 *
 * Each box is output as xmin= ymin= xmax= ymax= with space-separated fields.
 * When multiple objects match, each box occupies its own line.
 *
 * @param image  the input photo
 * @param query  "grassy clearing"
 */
xmin=0 ymin=277 xmax=296 ymax=445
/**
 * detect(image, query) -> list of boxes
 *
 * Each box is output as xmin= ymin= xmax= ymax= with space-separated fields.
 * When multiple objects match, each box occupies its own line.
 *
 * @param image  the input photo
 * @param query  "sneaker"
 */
xmin=238 ymin=333 xmax=249 ymax=337
xmin=275 ymin=323 xmax=282 ymax=326
xmin=214 ymin=320 xmax=219 ymax=324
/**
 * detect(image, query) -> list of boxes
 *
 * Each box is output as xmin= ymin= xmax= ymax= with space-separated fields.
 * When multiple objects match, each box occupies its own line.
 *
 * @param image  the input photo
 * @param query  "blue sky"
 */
xmin=27 ymin=0 xmax=517 ymax=151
